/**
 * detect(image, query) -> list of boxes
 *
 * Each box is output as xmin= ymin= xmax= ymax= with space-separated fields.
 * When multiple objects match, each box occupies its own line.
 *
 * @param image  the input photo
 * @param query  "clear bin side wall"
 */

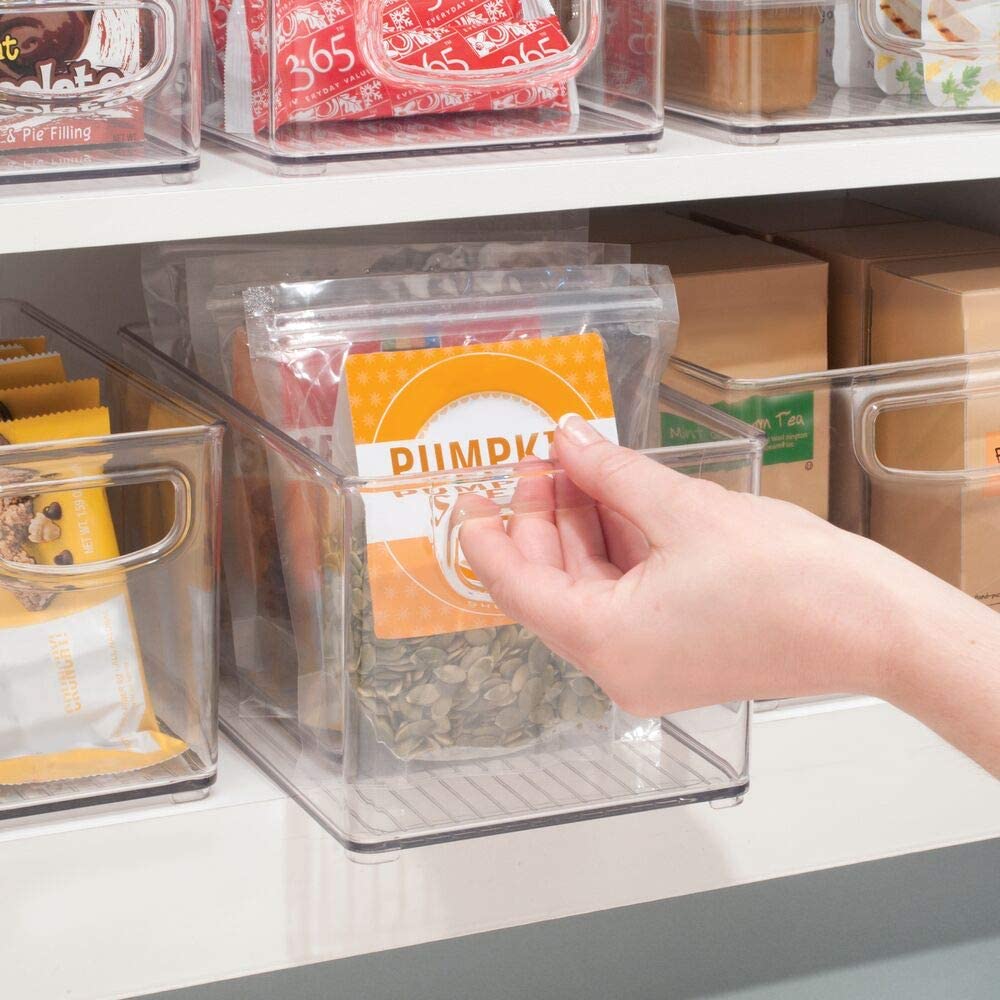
xmin=0 ymin=306 xmax=220 ymax=809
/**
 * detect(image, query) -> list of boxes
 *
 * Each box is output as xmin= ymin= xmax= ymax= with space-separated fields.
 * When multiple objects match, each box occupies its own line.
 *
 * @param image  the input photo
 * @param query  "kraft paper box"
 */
xmin=868 ymin=253 xmax=1000 ymax=611
xmin=778 ymin=221 xmax=1000 ymax=370
xmin=690 ymin=196 xmax=916 ymax=243
xmin=640 ymin=235 xmax=830 ymax=519
xmin=588 ymin=207 xmax=723 ymax=245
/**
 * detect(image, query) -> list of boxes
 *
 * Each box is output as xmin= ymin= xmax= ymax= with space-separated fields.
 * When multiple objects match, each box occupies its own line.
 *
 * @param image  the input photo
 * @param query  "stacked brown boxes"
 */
xmin=588 ymin=207 xmax=723 ymax=244
xmin=777 ymin=221 xmax=1000 ymax=369
xmin=637 ymin=235 xmax=830 ymax=519
xmin=691 ymin=196 xmax=915 ymax=242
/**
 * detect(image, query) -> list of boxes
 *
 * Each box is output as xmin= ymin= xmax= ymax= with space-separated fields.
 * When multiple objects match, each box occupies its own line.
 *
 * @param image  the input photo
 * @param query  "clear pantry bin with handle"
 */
xmin=663 ymin=0 xmax=1000 ymax=142
xmin=663 ymin=351 xmax=1000 ymax=616
xmin=0 ymin=301 xmax=222 ymax=821
xmin=121 ymin=323 xmax=760 ymax=857
xmin=0 ymin=0 xmax=201 ymax=183
xmin=202 ymin=0 xmax=663 ymax=170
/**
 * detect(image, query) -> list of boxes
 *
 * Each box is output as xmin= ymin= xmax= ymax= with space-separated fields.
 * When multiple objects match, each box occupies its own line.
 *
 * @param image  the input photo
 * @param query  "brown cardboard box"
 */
xmin=691 ymin=196 xmax=916 ymax=242
xmin=867 ymin=254 xmax=1000 ymax=611
xmin=778 ymin=221 xmax=1000 ymax=370
xmin=588 ymin=207 xmax=724 ymax=245
xmin=640 ymin=236 xmax=830 ymax=519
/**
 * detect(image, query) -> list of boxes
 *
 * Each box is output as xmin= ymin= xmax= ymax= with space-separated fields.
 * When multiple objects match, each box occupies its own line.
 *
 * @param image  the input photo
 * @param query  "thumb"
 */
xmin=552 ymin=413 xmax=695 ymax=548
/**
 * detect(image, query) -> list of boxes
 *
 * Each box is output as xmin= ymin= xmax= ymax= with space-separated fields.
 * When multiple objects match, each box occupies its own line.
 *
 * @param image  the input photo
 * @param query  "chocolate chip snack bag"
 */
xmin=0 ymin=406 xmax=187 ymax=784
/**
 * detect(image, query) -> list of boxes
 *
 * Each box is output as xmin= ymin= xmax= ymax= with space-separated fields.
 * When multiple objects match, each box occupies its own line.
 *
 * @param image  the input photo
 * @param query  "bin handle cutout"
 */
xmin=853 ymin=371 xmax=1000 ymax=486
xmin=855 ymin=0 xmax=996 ymax=63
xmin=436 ymin=483 xmax=516 ymax=604
xmin=355 ymin=0 xmax=601 ymax=93
xmin=0 ymin=465 xmax=191 ymax=587
xmin=0 ymin=1 xmax=177 ymax=107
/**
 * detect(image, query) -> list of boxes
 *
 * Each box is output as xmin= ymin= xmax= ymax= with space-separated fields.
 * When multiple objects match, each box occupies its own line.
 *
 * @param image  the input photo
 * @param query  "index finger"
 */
xmin=454 ymin=496 xmax=591 ymax=642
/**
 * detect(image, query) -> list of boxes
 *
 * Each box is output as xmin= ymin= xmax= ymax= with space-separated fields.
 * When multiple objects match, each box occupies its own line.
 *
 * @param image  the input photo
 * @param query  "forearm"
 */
xmin=884 ymin=588 xmax=1000 ymax=778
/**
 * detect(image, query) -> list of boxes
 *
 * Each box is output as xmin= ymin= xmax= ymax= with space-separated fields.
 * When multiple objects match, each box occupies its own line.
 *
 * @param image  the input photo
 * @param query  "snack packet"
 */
xmin=0 ymin=405 xmax=186 ymax=784
xmin=0 ymin=352 xmax=66 ymax=389
xmin=0 ymin=336 xmax=47 ymax=355
xmin=0 ymin=379 xmax=100 ymax=421
xmin=871 ymin=0 xmax=926 ymax=95
xmin=922 ymin=0 xmax=1000 ymax=108
xmin=214 ymin=0 xmax=575 ymax=135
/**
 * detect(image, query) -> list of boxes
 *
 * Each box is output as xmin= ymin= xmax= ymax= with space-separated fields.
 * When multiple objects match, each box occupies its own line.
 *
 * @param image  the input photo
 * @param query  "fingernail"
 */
xmin=558 ymin=412 xmax=601 ymax=446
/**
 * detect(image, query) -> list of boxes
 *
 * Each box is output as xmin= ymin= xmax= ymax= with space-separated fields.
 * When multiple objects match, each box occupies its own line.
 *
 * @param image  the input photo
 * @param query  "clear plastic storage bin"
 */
xmin=202 ymin=0 xmax=663 ymax=171
xmin=0 ymin=301 xmax=222 ymax=820
xmin=663 ymin=352 xmax=1000 ymax=613
xmin=664 ymin=0 xmax=1000 ymax=142
xmin=122 ymin=324 xmax=759 ymax=856
xmin=0 ymin=1 xmax=200 ymax=183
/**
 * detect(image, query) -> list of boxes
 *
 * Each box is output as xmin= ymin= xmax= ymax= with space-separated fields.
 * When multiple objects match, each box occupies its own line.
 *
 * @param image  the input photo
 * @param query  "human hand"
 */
xmin=457 ymin=413 xmax=1000 ymax=768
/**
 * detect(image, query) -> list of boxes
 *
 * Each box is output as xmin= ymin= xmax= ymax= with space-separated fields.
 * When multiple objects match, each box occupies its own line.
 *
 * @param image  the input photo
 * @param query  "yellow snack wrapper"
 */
xmin=0 ymin=379 xmax=100 ymax=421
xmin=0 ymin=407 xmax=187 ymax=784
xmin=0 ymin=336 xmax=47 ymax=356
xmin=0 ymin=352 xmax=65 ymax=390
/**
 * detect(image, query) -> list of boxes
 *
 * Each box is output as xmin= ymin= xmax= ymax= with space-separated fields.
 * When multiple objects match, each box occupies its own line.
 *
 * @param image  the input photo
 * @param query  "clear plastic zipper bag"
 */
xmin=240 ymin=263 xmax=677 ymax=763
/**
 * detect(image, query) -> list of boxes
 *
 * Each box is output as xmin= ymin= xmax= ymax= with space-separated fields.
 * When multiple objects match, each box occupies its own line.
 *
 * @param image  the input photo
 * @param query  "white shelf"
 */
xmin=4 ymin=123 xmax=1000 ymax=254
xmin=4 ymin=702 xmax=999 ymax=1000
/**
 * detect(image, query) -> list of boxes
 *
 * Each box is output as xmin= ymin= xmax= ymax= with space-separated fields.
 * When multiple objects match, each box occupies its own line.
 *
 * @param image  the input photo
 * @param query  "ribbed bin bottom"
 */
xmin=0 ymin=737 xmax=212 ymax=821
xmin=221 ymin=681 xmax=744 ymax=854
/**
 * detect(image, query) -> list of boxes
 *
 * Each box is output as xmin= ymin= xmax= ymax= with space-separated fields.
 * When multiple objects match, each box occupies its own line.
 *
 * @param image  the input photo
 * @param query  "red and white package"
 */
xmin=212 ymin=0 xmax=575 ymax=134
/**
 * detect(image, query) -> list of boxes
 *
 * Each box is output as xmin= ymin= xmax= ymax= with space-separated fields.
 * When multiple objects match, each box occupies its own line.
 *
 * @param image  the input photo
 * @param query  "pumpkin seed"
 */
xmin=496 ymin=705 xmax=526 ymax=731
xmin=483 ymin=682 xmax=516 ymax=706
xmin=466 ymin=657 xmax=494 ymax=689
xmin=528 ymin=638 xmax=550 ymax=670
xmin=434 ymin=664 xmax=467 ymax=684
xmin=518 ymin=677 xmax=545 ymax=712
xmin=431 ymin=696 xmax=453 ymax=720
xmin=413 ymin=646 xmax=447 ymax=667
xmin=460 ymin=645 xmax=490 ymax=670
xmin=395 ymin=719 xmax=436 ymax=743
xmin=406 ymin=684 xmax=440 ymax=706
xmin=511 ymin=663 xmax=532 ymax=693
xmin=558 ymin=688 xmax=579 ymax=721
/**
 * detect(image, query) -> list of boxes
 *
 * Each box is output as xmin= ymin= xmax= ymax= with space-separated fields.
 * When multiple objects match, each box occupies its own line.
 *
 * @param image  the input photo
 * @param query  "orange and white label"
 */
xmin=345 ymin=333 xmax=617 ymax=638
